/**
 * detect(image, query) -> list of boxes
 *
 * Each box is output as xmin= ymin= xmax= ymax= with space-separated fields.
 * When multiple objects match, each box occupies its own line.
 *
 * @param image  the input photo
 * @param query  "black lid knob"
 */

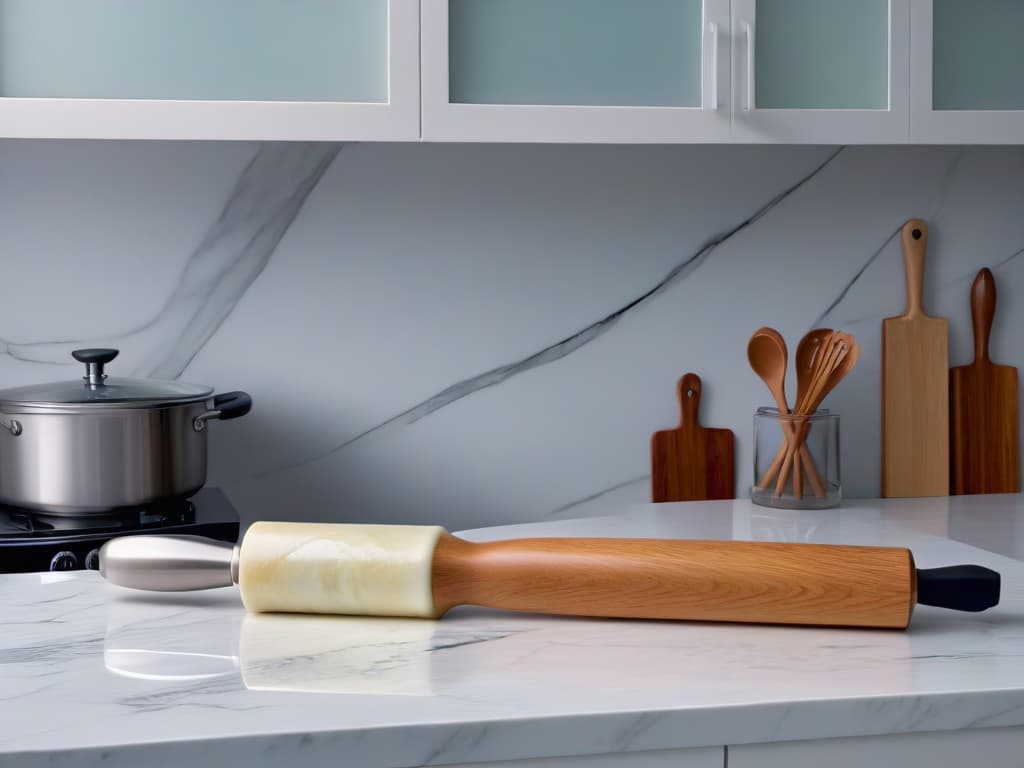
xmin=72 ymin=349 xmax=119 ymax=365
xmin=917 ymin=565 xmax=1001 ymax=613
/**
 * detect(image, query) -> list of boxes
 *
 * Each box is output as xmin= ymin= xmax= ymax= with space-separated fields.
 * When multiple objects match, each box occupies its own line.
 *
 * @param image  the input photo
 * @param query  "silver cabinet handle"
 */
xmin=745 ymin=21 xmax=756 ymax=111
xmin=704 ymin=21 xmax=719 ymax=111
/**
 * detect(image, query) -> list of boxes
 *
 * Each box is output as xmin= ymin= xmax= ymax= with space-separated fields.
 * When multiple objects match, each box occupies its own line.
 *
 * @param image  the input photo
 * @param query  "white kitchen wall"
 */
xmin=1 ymin=140 xmax=1022 ymax=530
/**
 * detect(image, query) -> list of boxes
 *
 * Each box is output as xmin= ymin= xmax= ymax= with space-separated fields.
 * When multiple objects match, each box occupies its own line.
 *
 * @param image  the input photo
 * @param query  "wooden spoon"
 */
xmin=748 ymin=329 xmax=794 ymax=493
xmin=747 ymin=328 xmax=790 ymax=414
xmin=750 ymin=328 xmax=826 ymax=496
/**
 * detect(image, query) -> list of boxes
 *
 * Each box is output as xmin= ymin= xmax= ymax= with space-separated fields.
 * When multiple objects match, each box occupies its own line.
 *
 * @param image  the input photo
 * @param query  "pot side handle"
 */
xmin=194 ymin=391 xmax=253 ymax=431
xmin=212 ymin=391 xmax=253 ymax=420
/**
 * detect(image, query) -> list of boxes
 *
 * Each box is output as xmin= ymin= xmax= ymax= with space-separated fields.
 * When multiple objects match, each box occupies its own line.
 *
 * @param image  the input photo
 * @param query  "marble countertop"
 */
xmin=5 ymin=496 xmax=1024 ymax=768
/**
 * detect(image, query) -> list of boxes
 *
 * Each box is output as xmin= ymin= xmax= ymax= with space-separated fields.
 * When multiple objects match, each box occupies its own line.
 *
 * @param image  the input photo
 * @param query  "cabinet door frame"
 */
xmin=420 ymin=0 xmax=731 ymax=143
xmin=731 ymin=0 xmax=910 ymax=143
xmin=909 ymin=0 xmax=1024 ymax=143
xmin=0 ymin=0 xmax=420 ymax=141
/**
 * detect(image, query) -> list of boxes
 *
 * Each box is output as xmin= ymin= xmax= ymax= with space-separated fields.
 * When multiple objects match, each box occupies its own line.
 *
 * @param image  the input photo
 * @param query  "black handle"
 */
xmin=72 ymin=348 xmax=119 ymax=365
xmin=212 ymin=391 xmax=252 ymax=421
xmin=917 ymin=565 xmax=1001 ymax=613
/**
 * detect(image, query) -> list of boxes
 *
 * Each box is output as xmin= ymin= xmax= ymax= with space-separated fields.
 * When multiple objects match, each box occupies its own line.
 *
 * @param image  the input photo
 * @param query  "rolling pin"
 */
xmin=99 ymin=522 xmax=1000 ymax=629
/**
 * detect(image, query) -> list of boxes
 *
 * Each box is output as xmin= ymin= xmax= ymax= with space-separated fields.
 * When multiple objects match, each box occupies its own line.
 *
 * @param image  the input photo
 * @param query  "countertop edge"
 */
xmin=9 ymin=691 xmax=1024 ymax=768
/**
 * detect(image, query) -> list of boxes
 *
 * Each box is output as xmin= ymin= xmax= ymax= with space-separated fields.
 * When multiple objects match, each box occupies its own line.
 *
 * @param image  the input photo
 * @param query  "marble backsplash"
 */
xmin=1 ymin=140 xmax=1022 ymax=531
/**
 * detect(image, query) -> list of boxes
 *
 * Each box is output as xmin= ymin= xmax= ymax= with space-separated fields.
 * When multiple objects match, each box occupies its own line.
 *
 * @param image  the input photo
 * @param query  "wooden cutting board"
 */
xmin=651 ymin=373 xmax=734 ymax=502
xmin=950 ymin=268 xmax=1021 ymax=494
xmin=882 ymin=220 xmax=949 ymax=498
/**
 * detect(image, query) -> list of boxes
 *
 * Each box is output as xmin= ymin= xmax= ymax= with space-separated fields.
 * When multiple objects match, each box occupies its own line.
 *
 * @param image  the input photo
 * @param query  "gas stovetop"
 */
xmin=0 ymin=488 xmax=239 ymax=573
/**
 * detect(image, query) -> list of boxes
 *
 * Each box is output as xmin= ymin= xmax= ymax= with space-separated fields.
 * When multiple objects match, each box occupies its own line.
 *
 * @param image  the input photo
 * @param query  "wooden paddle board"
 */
xmin=882 ymin=220 xmax=949 ymax=497
xmin=651 ymin=373 xmax=734 ymax=502
xmin=950 ymin=268 xmax=1021 ymax=494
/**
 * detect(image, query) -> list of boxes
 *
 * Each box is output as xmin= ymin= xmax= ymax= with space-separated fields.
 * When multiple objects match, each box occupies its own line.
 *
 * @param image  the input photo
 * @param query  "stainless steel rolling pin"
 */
xmin=98 ymin=522 xmax=1001 ymax=629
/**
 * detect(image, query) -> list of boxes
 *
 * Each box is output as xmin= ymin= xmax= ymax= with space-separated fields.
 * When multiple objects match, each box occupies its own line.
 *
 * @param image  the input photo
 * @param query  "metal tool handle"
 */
xmin=703 ymin=21 xmax=719 ymax=111
xmin=99 ymin=535 xmax=239 ymax=592
xmin=745 ymin=21 xmax=756 ymax=111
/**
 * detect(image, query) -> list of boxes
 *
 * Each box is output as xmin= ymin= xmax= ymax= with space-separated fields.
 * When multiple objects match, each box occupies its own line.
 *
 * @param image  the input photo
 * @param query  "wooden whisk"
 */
xmin=773 ymin=331 xmax=860 ymax=498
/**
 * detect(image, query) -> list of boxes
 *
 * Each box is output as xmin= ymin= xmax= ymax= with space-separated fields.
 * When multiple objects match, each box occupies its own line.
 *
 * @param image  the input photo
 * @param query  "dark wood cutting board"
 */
xmin=651 ymin=373 xmax=734 ymax=502
xmin=950 ymin=267 xmax=1021 ymax=494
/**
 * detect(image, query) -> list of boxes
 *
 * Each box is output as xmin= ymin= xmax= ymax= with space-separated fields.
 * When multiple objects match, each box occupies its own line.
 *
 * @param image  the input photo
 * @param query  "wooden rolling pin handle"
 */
xmin=431 ymin=534 xmax=918 ymax=629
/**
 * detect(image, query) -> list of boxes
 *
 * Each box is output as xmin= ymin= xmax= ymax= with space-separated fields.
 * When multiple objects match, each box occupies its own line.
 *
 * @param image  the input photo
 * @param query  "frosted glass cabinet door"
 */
xmin=0 ymin=0 xmax=420 ymax=140
xmin=910 ymin=0 xmax=1024 ymax=142
xmin=732 ymin=0 xmax=910 ymax=142
xmin=421 ymin=0 xmax=731 ymax=142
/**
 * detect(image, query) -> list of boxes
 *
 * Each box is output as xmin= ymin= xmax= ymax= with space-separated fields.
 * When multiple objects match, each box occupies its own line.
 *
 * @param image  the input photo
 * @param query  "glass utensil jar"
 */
xmin=752 ymin=407 xmax=841 ymax=509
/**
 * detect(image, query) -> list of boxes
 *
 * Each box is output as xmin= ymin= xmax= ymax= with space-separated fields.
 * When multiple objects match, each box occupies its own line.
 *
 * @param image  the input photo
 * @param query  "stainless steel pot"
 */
xmin=0 ymin=348 xmax=251 ymax=515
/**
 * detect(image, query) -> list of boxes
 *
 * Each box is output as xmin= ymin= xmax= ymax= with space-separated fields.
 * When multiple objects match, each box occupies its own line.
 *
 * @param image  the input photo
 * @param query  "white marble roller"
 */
xmin=238 ymin=522 xmax=445 ymax=617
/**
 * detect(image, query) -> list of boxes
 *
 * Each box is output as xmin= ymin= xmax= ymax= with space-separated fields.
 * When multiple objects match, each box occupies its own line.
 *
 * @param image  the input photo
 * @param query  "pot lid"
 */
xmin=0 ymin=349 xmax=213 ymax=410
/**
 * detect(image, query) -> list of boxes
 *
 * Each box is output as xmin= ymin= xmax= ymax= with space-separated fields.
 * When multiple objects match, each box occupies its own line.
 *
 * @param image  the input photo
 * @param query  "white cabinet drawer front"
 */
xmin=444 ymin=746 xmax=723 ymax=768
xmin=0 ymin=0 xmax=387 ymax=102
xmin=730 ymin=726 xmax=1024 ymax=768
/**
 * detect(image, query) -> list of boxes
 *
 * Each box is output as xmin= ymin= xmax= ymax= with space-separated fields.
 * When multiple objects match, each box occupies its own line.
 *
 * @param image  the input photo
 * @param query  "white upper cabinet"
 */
xmin=731 ymin=0 xmax=909 ymax=143
xmin=2 ymin=2 xmax=1022 ymax=143
xmin=910 ymin=0 xmax=1024 ymax=143
xmin=0 ymin=0 xmax=420 ymax=140
xmin=421 ymin=0 xmax=731 ymax=142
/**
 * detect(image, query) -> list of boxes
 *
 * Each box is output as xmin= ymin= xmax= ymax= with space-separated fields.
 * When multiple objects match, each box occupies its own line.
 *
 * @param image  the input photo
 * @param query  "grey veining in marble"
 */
xmin=2 ymin=142 xmax=1024 ymax=529
xmin=4 ymin=499 xmax=1024 ymax=768
xmin=262 ymin=147 xmax=845 ymax=478
xmin=0 ymin=142 xmax=338 ymax=376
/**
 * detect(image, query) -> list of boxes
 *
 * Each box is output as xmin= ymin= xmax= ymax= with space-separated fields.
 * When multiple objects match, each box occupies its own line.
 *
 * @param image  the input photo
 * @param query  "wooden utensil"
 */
xmin=748 ymin=328 xmax=826 ymax=496
xmin=882 ymin=220 xmax=949 ymax=498
xmin=792 ymin=328 xmax=834 ymax=497
xmin=796 ymin=329 xmax=835 ymax=405
xmin=775 ymin=333 xmax=860 ymax=498
xmin=651 ymin=373 xmax=735 ymax=502
xmin=950 ymin=268 xmax=1021 ymax=494
xmin=747 ymin=328 xmax=791 ymax=414
xmin=802 ymin=332 xmax=861 ymax=414
xmin=101 ymin=525 xmax=1003 ymax=630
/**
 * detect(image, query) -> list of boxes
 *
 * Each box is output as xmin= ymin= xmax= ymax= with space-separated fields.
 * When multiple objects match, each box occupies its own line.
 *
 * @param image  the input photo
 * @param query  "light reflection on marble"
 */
xmin=5 ymin=501 xmax=1024 ymax=768
xmin=104 ymin=610 xmax=520 ymax=697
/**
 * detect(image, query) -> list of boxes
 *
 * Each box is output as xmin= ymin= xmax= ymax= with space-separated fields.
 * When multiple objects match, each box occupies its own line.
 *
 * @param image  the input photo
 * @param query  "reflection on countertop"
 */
xmin=104 ymin=607 xmax=524 ymax=697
